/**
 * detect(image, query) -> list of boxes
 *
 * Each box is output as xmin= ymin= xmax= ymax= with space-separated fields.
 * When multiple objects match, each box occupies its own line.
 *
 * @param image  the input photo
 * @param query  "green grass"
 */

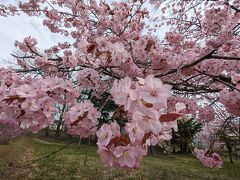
xmin=0 ymin=137 xmax=240 ymax=180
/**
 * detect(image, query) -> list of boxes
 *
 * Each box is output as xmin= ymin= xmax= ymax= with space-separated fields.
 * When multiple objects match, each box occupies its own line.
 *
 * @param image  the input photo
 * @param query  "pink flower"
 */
xmin=167 ymin=97 xmax=198 ymax=115
xmin=112 ymin=144 xmax=147 ymax=168
xmin=21 ymin=99 xmax=40 ymax=111
xmin=43 ymin=102 xmax=56 ymax=118
xmin=64 ymin=101 xmax=100 ymax=138
xmin=231 ymin=72 xmax=240 ymax=84
xmin=68 ymin=123 xmax=97 ymax=138
xmin=158 ymin=131 xmax=173 ymax=141
xmin=138 ymin=75 xmax=171 ymax=110
xmin=175 ymin=102 xmax=186 ymax=112
xmin=113 ymin=145 xmax=138 ymax=168
xmin=125 ymin=122 xmax=144 ymax=144
xmin=110 ymin=43 xmax=130 ymax=66
xmin=194 ymin=148 xmax=223 ymax=168
xmin=77 ymin=68 xmax=100 ymax=89
xmin=198 ymin=106 xmax=215 ymax=122
xmin=110 ymin=121 xmax=121 ymax=137
xmin=96 ymin=36 xmax=112 ymax=52
xmin=97 ymin=143 xmax=114 ymax=167
xmin=19 ymin=119 xmax=31 ymax=129
xmin=110 ymin=77 xmax=137 ymax=110
xmin=162 ymin=120 xmax=178 ymax=132
xmin=219 ymin=87 xmax=240 ymax=116
xmin=132 ymin=106 xmax=161 ymax=134
xmin=146 ymin=132 xmax=172 ymax=146
xmin=16 ymin=84 xmax=37 ymax=98
xmin=96 ymin=124 xmax=113 ymax=146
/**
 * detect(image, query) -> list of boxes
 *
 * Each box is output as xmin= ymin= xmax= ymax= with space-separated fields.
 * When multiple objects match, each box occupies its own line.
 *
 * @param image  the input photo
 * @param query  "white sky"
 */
xmin=0 ymin=0 xmax=67 ymax=67
xmin=0 ymin=0 xmax=166 ymax=67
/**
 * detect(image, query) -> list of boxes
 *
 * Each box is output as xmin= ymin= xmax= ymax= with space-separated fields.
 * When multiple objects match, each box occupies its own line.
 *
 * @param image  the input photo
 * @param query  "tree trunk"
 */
xmin=44 ymin=127 xmax=49 ymax=137
xmin=55 ymin=104 xmax=66 ymax=139
xmin=180 ymin=139 xmax=184 ymax=154
xmin=148 ymin=146 xmax=155 ymax=155
xmin=78 ymin=136 xmax=81 ymax=146
xmin=55 ymin=121 xmax=62 ymax=139
xmin=173 ymin=146 xmax=176 ymax=153
xmin=225 ymin=139 xmax=233 ymax=163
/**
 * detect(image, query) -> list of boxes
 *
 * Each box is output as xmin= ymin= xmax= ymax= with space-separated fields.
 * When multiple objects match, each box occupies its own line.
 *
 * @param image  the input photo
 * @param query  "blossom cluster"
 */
xmin=77 ymin=68 xmax=101 ymax=89
xmin=194 ymin=148 xmax=223 ymax=168
xmin=220 ymin=85 xmax=240 ymax=116
xmin=95 ymin=75 xmax=183 ymax=168
xmin=64 ymin=100 xmax=100 ymax=138
xmin=0 ymin=118 xmax=25 ymax=144
xmin=96 ymin=122 xmax=147 ymax=168
xmin=0 ymin=68 xmax=78 ymax=132
xmin=198 ymin=106 xmax=215 ymax=123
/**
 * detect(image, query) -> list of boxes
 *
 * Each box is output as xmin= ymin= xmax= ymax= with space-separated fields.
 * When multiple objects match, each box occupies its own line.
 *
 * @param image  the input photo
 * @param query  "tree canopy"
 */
xmin=0 ymin=0 xmax=239 ymax=169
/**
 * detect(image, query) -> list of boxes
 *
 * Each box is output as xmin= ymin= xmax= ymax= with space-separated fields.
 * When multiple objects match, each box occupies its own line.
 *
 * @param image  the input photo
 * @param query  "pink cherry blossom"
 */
xmin=97 ymin=143 xmax=114 ymax=167
xmin=132 ymin=105 xmax=161 ymax=135
xmin=175 ymin=102 xmax=186 ymax=113
xmin=65 ymin=101 xmax=100 ymax=138
xmin=113 ymin=145 xmax=137 ymax=168
xmin=21 ymin=99 xmax=40 ymax=111
xmin=96 ymin=36 xmax=112 ymax=52
xmin=125 ymin=122 xmax=145 ymax=144
xmin=113 ymin=145 xmax=146 ymax=168
xmin=110 ymin=121 xmax=121 ymax=137
xmin=77 ymin=68 xmax=100 ymax=89
xmin=198 ymin=106 xmax=215 ymax=122
xmin=231 ymin=72 xmax=240 ymax=84
xmin=16 ymin=84 xmax=37 ymax=98
xmin=110 ymin=77 xmax=137 ymax=111
xmin=138 ymin=75 xmax=172 ymax=110
xmin=96 ymin=124 xmax=113 ymax=146
xmin=194 ymin=148 xmax=223 ymax=168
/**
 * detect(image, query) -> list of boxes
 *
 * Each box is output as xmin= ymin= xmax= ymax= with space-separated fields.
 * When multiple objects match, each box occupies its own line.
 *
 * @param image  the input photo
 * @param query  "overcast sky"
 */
xmin=0 ymin=0 xmax=68 ymax=67
xmin=0 ymin=0 xmax=165 ymax=67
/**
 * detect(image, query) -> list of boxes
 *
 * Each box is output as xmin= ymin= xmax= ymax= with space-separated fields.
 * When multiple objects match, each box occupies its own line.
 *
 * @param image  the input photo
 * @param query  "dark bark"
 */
xmin=148 ymin=146 xmax=155 ymax=155
xmin=55 ymin=104 xmax=66 ymax=139
xmin=44 ymin=127 xmax=49 ymax=137
xmin=55 ymin=121 xmax=62 ymax=139
xmin=224 ymin=138 xmax=234 ymax=163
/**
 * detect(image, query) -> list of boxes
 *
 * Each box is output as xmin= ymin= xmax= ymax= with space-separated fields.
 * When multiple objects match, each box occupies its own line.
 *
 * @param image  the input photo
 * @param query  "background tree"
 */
xmin=171 ymin=118 xmax=203 ymax=154
xmin=217 ymin=116 xmax=240 ymax=163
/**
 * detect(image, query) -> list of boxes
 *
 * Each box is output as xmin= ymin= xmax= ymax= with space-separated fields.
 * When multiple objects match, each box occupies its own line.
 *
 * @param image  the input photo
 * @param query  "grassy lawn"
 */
xmin=0 ymin=137 xmax=239 ymax=180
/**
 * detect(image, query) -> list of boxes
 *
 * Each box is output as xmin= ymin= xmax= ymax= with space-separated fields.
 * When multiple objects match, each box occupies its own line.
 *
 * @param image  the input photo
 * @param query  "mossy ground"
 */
xmin=0 ymin=137 xmax=239 ymax=180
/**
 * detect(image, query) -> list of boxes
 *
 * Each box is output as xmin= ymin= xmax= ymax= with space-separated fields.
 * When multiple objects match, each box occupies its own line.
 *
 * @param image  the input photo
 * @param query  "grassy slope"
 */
xmin=0 ymin=137 xmax=34 ymax=179
xmin=0 ymin=137 xmax=239 ymax=180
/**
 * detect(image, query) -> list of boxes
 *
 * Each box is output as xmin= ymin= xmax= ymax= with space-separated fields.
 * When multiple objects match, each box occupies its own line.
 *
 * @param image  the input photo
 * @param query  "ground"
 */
xmin=0 ymin=137 xmax=239 ymax=180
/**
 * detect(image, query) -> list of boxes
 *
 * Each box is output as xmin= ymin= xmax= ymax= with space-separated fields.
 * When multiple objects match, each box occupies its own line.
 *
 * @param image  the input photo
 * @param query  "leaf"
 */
xmin=3 ymin=96 xmax=26 ymax=104
xmin=111 ymin=106 xmax=124 ymax=120
xmin=141 ymin=99 xmax=153 ymax=108
xmin=159 ymin=113 xmax=182 ymax=122
xmin=108 ymin=135 xmax=130 ymax=147
xmin=87 ymin=44 xmax=95 ymax=53
xmin=141 ymin=132 xmax=151 ymax=144
xmin=70 ymin=111 xmax=88 ymax=126
xmin=145 ymin=39 xmax=155 ymax=52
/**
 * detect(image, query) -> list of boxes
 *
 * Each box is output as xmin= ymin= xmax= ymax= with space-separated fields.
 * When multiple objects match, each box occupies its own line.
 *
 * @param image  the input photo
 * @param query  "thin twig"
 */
xmin=9 ymin=141 xmax=74 ymax=168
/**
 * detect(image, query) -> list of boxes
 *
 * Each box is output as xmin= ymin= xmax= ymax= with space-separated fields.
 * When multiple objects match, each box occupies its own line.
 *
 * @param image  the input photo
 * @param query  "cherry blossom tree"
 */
xmin=0 ymin=0 xmax=239 ymax=169
xmin=0 ymin=119 xmax=26 ymax=144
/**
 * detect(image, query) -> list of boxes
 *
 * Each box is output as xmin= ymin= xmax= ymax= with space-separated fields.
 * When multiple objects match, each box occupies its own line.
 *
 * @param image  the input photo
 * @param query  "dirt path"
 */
xmin=32 ymin=137 xmax=62 ymax=145
xmin=4 ymin=145 xmax=38 ymax=179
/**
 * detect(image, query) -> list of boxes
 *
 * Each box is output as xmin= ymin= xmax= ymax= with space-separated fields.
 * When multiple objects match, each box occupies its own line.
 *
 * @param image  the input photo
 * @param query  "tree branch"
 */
xmin=155 ymin=49 xmax=217 ymax=77
xmin=9 ymin=141 xmax=74 ymax=168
